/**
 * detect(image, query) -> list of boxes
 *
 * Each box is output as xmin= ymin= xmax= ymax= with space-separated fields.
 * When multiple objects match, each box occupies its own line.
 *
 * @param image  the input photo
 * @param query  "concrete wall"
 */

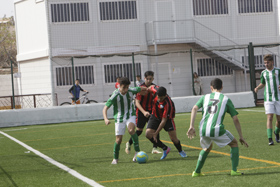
xmin=0 ymin=91 xmax=255 ymax=128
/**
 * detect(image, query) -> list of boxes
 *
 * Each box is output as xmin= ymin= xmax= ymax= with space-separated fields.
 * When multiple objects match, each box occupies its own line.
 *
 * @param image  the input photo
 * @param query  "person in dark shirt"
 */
xmin=125 ymin=71 xmax=162 ymax=155
xmin=69 ymin=79 xmax=88 ymax=104
xmin=146 ymin=86 xmax=187 ymax=160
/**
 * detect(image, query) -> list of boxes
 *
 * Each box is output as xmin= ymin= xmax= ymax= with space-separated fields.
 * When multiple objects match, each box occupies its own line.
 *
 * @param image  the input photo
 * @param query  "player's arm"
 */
xmin=254 ymin=83 xmax=265 ymax=93
xmin=69 ymin=86 xmax=74 ymax=97
xmin=232 ymin=115 xmax=249 ymax=147
xmin=103 ymin=105 xmax=111 ymax=125
xmin=153 ymin=117 xmax=168 ymax=141
xmin=135 ymin=99 xmax=150 ymax=118
xmin=187 ymin=105 xmax=199 ymax=139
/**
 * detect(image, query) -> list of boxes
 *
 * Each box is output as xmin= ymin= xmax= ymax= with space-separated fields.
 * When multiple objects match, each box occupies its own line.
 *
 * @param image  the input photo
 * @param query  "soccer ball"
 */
xmin=136 ymin=151 xmax=148 ymax=164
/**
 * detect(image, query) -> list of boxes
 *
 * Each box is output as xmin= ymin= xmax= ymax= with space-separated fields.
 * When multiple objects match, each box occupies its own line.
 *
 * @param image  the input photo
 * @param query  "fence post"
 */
xmin=248 ymin=42 xmax=257 ymax=105
xmin=132 ymin=52 xmax=136 ymax=87
xmin=71 ymin=57 xmax=76 ymax=103
xmin=33 ymin=95 xmax=36 ymax=108
xmin=190 ymin=49 xmax=196 ymax=95
xmin=10 ymin=60 xmax=15 ymax=109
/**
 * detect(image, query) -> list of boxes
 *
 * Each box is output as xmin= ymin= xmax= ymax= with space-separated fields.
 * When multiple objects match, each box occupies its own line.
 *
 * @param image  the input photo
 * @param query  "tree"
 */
xmin=0 ymin=16 xmax=17 ymax=69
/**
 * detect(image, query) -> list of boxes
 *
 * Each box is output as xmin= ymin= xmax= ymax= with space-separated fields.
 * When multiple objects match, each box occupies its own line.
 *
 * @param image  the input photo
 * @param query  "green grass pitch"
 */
xmin=1 ymin=107 xmax=280 ymax=187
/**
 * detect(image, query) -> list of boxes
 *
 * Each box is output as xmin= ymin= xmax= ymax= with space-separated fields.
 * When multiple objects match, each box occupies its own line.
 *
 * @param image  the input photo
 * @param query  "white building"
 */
xmin=14 ymin=0 xmax=280 ymax=106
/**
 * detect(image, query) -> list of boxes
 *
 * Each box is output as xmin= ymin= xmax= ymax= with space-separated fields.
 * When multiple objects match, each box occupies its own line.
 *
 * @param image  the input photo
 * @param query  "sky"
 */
xmin=0 ymin=0 xmax=14 ymax=18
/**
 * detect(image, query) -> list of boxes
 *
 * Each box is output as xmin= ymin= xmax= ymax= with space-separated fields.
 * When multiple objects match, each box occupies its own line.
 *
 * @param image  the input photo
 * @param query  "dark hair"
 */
xmin=116 ymin=76 xmax=120 ymax=79
xmin=119 ymin=77 xmax=131 ymax=86
xmin=264 ymin=54 xmax=274 ymax=62
xmin=144 ymin=71 xmax=154 ymax=78
xmin=157 ymin=87 xmax=167 ymax=97
xmin=136 ymin=75 xmax=141 ymax=78
xmin=210 ymin=78 xmax=223 ymax=90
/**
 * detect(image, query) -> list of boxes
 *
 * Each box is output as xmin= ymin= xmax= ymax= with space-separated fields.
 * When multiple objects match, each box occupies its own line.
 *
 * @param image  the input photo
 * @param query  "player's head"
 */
xmin=210 ymin=78 xmax=223 ymax=91
xmin=136 ymin=75 xmax=141 ymax=81
xmin=157 ymin=87 xmax=167 ymax=102
xmin=119 ymin=77 xmax=130 ymax=94
xmin=75 ymin=79 xmax=80 ymax=85
xmin=264 ymin=54 xmax=274 ymax=70
xmin=193 ymin=72 xmax=198 ymax=78
xmin=116 ymin=76 xmax=120 ymax=83
xmin=144 ymin=71 xmax=154 ymax=86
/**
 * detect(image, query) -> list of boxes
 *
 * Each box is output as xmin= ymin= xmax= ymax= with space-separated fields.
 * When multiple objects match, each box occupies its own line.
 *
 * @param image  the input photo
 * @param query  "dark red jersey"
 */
xmin=149 ymin=86 xmax=175 ymax=119
xmin=136 ymin=83 xmax=157 ymax=112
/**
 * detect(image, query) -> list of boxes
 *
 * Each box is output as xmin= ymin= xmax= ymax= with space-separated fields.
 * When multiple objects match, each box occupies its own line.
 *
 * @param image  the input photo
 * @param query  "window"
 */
xmin=56 ymin=65 xmax=94 ymax=86
xmin=104 ymin=62 xmax=141 ymax=83
xmin=241 ymin=55 xmax=276 ymax=68
xmin=50 ymin=3 xmax=89 ymax=23
xmin=238 ymin=0 xmax=273 ymax=14
xmin=193 ymin=0 xmax=228 ymax=16
xmin=197 ymin=58 xmax=233 ymax=77
xmin=99 ymin=1 xmax=137 ymax=21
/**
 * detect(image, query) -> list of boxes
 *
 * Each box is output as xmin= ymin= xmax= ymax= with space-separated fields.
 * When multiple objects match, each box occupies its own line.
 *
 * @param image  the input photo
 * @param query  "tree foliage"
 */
xmin=0 ymin=16 xmax=17 ymax=68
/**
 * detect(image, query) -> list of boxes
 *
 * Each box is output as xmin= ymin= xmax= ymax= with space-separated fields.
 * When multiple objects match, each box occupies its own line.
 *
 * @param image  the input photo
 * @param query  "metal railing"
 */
xmin=145 ymin=19 xmax=244 ymax=69
xmin=0 ymin=93 xmax=58 ymax=110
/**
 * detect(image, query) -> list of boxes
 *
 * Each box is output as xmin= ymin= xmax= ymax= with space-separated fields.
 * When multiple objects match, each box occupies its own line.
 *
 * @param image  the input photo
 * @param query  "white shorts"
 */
xmin=264 ymin=101 xmax=280 ymax=115
xmin=115 ymin=116 xmax=136 ymax=136
xmin=200 ymin=130 xmax=235 ymax=149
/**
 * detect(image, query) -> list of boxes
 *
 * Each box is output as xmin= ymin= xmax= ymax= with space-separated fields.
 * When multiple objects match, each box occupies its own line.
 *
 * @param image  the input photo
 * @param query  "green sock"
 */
xmin=267 ymin=129 xmax=273 ymax=138
xmin=231 ymin=147 xmax=239 ymax=172
xmin=194 ymin=150 xmax=209 ymax=173
xmin=275 ymin=127 xmax=280 ymax=134
xmin=114 ymin=142 xmax=120 ymax=159
xmin=131 ymin=133 xmax=140 ymax=152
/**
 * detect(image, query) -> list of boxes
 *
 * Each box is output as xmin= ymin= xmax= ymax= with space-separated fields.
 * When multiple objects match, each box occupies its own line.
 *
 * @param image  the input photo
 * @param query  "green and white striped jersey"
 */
xmin=106 ymin=87 xmax=141 ymax=123
xmin=196 ymin=92 xmax=238 ymax=137
xmin=260 ymin=68 xmax=280 ymax=102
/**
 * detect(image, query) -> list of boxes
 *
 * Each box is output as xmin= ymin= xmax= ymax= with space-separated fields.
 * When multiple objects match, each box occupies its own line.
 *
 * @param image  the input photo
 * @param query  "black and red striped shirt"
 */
xmin=149 ymin=86 xmax=175 ymax=119
xmin=136 ymin=83 xmax=157 ymax=112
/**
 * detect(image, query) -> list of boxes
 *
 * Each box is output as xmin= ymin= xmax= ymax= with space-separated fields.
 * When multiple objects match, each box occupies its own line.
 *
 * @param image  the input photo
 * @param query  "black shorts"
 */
xmin=136 ymin=110 xmax=151 ymax=129
xmin=147 ymin=115 xmax=176 ymax=132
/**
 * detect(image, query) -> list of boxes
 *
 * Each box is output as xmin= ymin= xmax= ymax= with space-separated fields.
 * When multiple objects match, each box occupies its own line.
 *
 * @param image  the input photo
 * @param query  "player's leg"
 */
xmin=146 ymin=115 xmax=169 ymax=158
xmin=192 ymin=136 xmax=212 ymax=177
xmin=166 ymin=119 xmax=186 ymax=157
xmin=126 ymin=116 xmax=140 ymax=161
xmin=266 ymin=114 xmax=274 ymax=145
xmin=228 ymin=138 xmax=244 ymax=176
xmin=265 ymin=102 xmax=275 ymax=145
xmin=275 ymin=115 xmax=280 ymax=143
xmin=112 ymin=122 xmax=126 ymax=164
xmin=274 ymin=101 xmax=280 ymax=143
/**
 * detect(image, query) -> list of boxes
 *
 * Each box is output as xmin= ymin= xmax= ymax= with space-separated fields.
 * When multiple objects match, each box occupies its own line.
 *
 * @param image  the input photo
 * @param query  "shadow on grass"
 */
xmin=0 ymin=165 xmax=19 ymax=187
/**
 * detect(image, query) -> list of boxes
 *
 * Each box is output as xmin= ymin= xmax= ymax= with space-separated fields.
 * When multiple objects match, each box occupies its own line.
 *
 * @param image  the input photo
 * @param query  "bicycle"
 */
xmin=60 ymin=92 xmax=98 ymax=106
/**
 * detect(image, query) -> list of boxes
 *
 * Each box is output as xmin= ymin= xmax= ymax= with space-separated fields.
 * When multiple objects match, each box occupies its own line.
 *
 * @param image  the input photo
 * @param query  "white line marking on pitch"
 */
xmin=3 ymin=128 xmax=27 ymax=132
xmin=238 ymin=109 xmax=265 ymax=112
xmin=0 ymin=131 xmax=104 ymax=187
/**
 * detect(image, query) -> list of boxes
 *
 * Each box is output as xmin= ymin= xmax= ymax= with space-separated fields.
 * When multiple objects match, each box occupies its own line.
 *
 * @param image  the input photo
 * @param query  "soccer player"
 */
xmin=146 ymin=86 xmax=187 ymax=160
xmin=103 ymin=77 xmax=147 ymax=164
xmin=187 ymin=78 xmax=249 ymax=177
xmin=125 ymin=71 xmax=162 ymax=154
xmin=254 ymin=54 xmax=280 ymax=145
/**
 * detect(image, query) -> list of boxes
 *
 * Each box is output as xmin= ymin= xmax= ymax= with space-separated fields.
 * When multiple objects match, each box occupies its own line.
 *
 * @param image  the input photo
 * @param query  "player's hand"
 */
xmin=139 ymin=87 xmax=147 ymax=96
xmin=153 ymin=133 xmax=158 ymax=143
xmin=187 ymin=127 xmax=196 ymax=140
xmin=239 ymin=138 xmax=249 ymax=148
xmin=104 ymin=119 xmax=111 ymax=125
xmin=254 ymin=87 xmax=258 ymax=93
xmin=143 ymin=111 xmax=150 ymax=118
xmin=278 ymin=85 xmax=280 ymax=91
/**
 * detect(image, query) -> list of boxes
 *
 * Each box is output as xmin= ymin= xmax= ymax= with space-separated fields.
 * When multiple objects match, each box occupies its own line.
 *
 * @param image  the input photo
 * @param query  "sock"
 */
xmin=129 ymin=130 xmax=142 ymax=145
xmin=230 ymin=147 xmax=239 ymax=172
xmin=275 ymin=127 xmax=280 ymax=134
xmin=267 ymin=129 xmax=272 ymax=139
xmin=173 ymin=140 xmax=182 ymax=152
xmin=194 ymin=150 xmax=209 ymax=173
xmin=131 ymin=133 xmax=140 ymax=152
xmin=113 ymin=142 xmax=120 ymax=159
xmin=149 ymin=138 xmax=167 ymax=151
